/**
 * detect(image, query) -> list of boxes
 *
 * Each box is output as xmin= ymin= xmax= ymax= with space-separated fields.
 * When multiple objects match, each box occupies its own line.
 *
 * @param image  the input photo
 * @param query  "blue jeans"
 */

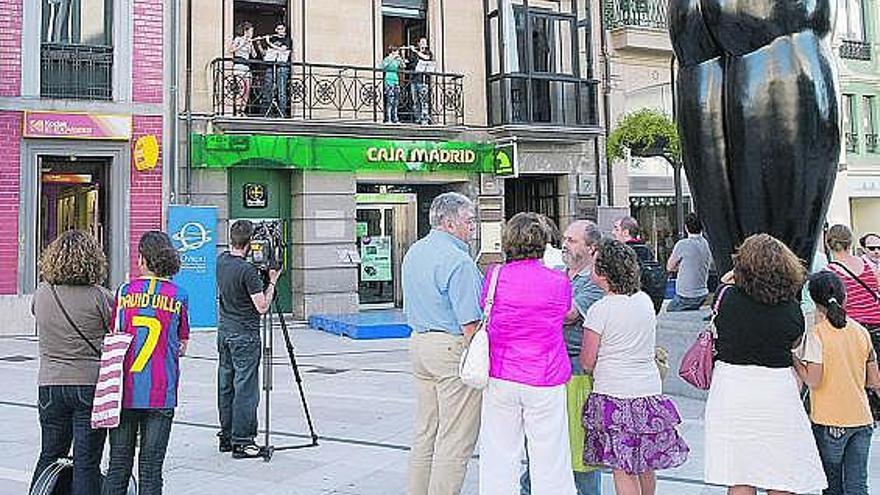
xmin=813 ymin=424 xmax=873 ymax=495
xmin=217 ymin=330 xmax=261 ymax=445
xmin=666 ymin=294 xmax=707 ymax=312
xmin=262 ymin=64 xmax=289 ymax=117
xmin=104 ymin=408 xmax=174 ymax=495
xmin=32 ymin=385 xmax=106 ymax=495
xmin=411 ymin=81 xmax=429 ymax=124
xmin=384 ymin=84 xmax=400 ymax=123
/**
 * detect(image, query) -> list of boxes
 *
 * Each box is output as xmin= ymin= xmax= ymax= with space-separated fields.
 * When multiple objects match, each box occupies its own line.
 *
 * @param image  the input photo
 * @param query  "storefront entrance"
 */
xmin=356 ymin=192 xmax=417 ymax=309
xmin=38 ymin=155 xmax=111 ymax=260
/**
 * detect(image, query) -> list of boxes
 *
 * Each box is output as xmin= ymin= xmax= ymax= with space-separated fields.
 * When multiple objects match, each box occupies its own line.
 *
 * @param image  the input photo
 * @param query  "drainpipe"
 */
xmin=169 ymin=0 xmax=179 ymax=203
xmin=599 ymin=0 xmax=613 ymax=206
xmin=185 ymin=0 xmax=193 ymax=204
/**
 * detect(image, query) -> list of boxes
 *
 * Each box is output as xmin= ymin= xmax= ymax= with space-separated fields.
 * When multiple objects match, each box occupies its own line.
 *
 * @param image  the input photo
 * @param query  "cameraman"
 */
xmin=216 ymin=220 xmax=280 ymax=459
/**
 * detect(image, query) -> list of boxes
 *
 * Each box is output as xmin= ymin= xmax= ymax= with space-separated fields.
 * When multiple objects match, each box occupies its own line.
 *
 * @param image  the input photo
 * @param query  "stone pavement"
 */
xmin=1 ymin=323 xmax=878 ymax=495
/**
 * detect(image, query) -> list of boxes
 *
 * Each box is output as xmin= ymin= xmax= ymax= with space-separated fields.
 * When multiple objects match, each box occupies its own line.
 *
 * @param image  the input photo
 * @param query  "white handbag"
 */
xmin=459 ymin=265 xmax=501 ymax=389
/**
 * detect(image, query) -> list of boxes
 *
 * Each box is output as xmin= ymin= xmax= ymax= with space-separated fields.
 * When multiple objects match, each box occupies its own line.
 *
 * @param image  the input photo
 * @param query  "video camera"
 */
xmin=246 ymin=221 xmax=284 ymax=274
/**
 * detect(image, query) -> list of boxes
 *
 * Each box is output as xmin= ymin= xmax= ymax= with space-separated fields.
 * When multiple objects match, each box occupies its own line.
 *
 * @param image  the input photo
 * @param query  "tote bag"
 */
xmin=459 ymin=265 xmax=501 ymax=390
xmin=91 ymin=332 xmax=134 ymax=429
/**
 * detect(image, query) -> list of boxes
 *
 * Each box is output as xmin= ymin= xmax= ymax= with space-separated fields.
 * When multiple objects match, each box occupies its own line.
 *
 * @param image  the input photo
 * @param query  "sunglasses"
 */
xmin=867 ymin=245 xmax=880 ymax=252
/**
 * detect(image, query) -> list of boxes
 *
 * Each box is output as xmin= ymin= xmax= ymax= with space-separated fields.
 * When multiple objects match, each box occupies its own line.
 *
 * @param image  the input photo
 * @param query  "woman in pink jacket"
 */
xmin=479 ymin=212 xmax=576 ymax=495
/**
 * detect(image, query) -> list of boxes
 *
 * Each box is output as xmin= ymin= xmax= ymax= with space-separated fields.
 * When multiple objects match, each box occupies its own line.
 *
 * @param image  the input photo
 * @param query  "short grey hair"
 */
xmin=583 ymin=220 xmax=602 ymax=246
xmin=429 ymin=192 xmax=474 ymax=228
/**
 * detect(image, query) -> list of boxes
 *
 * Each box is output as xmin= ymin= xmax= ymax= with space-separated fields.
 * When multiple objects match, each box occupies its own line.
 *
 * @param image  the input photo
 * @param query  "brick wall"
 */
xmin=130 ymin=115 xmax=164 ymax=275
xmin=0 ymin=112 xmax=21 ymax=294
xmin=0 ymin=0 xmax=22 ymax=97
xmin=132 ymin=0 xmax=164 ymax=104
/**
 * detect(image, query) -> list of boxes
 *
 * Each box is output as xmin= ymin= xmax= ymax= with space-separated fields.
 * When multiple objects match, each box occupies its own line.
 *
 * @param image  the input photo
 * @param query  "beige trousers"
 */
xmin=408 ymin=331 xmax=482 ymax=495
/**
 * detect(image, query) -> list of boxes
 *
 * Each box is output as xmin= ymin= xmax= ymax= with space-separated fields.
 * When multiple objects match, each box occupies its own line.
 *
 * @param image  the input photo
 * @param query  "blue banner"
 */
xmin=167 ymin=205 xmax=218 ymax=328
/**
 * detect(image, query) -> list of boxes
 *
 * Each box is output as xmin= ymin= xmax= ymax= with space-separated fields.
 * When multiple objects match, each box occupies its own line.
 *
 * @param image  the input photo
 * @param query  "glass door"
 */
xmin=357 ymin=206 xmax=396 ymax=308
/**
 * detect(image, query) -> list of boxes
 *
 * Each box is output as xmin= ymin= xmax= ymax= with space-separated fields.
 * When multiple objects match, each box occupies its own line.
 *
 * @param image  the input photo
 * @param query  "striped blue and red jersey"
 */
xmin=111 ymin=277 xmax=190 ymax=409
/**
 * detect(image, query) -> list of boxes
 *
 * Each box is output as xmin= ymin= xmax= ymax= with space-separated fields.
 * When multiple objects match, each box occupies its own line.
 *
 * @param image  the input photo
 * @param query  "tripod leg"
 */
xmin=262 ymin=312 xmax=274 ymax=460
xmin=274 ymin=302 xmax=319 ymax=446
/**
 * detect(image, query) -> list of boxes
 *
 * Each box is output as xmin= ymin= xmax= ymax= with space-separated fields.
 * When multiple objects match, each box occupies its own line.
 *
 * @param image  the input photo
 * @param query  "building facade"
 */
xmin=0 ymin=0 xmax=170 ymax=325
xmin=602 ymin=0 xmax=688 ymax=264
xmin=180 ymin=0 xmax=606 ymax=318
xmin=838 ymin=0 xmax=880 ymax=239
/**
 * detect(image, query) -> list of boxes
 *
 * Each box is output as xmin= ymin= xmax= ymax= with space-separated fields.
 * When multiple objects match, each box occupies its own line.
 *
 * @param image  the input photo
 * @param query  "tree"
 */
xmin=607 ymin=108 xmax=686 ymax=236
xmin=607 ymin=108 xmax=680 ymax=162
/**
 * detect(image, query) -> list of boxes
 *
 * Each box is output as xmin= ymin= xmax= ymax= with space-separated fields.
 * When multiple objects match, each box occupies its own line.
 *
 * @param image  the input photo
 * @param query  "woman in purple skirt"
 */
xmin=579 ymin=238 xmax=689 ymax=495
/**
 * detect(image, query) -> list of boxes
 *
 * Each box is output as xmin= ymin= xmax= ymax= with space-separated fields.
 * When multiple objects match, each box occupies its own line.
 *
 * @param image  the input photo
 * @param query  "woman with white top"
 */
xmin=580 ymin=238 xmax=689 ymax=495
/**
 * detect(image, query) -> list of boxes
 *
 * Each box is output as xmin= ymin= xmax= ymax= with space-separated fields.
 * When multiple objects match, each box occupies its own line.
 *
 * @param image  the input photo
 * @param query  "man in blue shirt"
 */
xmin=403 ymin=192 xmax=483 ymax=495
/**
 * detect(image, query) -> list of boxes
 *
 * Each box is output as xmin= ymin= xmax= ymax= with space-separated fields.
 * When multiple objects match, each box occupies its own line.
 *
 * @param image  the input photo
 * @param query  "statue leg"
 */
xmin=677 ymin=59 xmax=739 ymax=274
xmin=725 ymin=33 xmax=839 ymax=264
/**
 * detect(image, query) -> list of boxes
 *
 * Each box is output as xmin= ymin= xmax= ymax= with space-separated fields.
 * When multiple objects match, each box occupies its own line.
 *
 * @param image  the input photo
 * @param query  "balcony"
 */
xmin=867 ymin=134 xmax=878 ymax=154
xmin=846 ymin=132 xmax=859 ymax=153
xmin=211 ymin=58 xmax=464 ymax=127
xmin=41 ymin=43 xmax=113 ymax=100
xmin=487 ymin=74 xmax=599 ymax=129
xmin=840 ymin=40 xmax=872 ymax=61
xmin=605 ymin=0 xmax=672 ymax=53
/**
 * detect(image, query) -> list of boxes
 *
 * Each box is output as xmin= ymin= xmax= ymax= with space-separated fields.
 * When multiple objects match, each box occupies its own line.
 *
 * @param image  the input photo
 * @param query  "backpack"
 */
xmin=629 ymin=241 xmax=667 ymax=313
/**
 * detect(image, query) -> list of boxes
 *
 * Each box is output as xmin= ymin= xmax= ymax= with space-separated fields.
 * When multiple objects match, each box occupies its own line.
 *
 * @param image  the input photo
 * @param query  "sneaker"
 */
xmin=232 ymin=443 xmax=266 ymax=459
xmin=218 ymin=437 xmax=232 ymax=453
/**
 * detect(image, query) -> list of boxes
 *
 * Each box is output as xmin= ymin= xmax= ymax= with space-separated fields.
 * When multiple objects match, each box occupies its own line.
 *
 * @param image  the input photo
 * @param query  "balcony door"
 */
xmin=382 ymin=0 xmax=428 ymax=124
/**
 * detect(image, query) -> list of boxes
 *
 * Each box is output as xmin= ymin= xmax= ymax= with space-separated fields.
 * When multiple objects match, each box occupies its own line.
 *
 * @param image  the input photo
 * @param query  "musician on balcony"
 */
xmin=409 ymin=38 xmax=435 ymax=125
xmin=260 ymin=22 xmax=292 ymax=118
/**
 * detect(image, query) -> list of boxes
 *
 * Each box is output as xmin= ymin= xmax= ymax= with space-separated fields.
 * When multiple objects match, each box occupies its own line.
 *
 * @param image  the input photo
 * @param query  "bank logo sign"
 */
xmin=494 ymin=142 xmax=518 ymax=178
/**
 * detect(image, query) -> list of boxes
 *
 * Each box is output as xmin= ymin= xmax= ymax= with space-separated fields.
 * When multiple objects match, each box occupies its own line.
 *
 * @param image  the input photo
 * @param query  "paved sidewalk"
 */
xmin=1 ymin=325 xmax=878 ymax=494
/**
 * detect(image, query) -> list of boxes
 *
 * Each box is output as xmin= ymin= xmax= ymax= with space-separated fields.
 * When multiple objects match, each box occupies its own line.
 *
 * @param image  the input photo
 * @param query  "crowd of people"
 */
xmin=402 ymin=192 xmax=880 ymax=495
xmin=27 ymin=189 xmax=880 ymax=495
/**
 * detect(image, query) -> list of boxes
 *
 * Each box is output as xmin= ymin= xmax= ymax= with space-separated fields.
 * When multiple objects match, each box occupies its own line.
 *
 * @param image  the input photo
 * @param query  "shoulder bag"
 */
xmin=459 ymin=265 xmax=501 ymax=390
xmin=678 ymin=284 xmax=730 ymax=390
xmin=828 ymin=261 xmax=880 ymax=302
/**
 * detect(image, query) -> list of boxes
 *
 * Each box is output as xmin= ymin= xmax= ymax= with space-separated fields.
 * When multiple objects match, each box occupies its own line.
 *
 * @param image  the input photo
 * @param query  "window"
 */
xmin=864 ymin=96 xmax=877 ymax=153
xmin=843 ymin=94 xmax=858 ymax=153
xmin=40 ymin=0 xmax=114 ymax=99
xmin=485 ymin=0 xmax=597 ymax=126
xmin=840 ymin=0 xmax=867 ymax=41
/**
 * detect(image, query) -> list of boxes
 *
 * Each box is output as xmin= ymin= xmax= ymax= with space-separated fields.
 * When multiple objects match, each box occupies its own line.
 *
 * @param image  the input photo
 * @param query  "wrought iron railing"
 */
xmin=840 ymin=40 xmax=872 ymax=61
xmin=605 ymin=0 xmax=668 ymax=30
xmin=41 ymin=43 xmax=113 ymax=100
xmin=211 ymin=58 xmax=465 ymax=125
xmin=487 ymin=74 xmax=599 ymax=127
xmin=866 ymin=133 xmax=878 ymax=153
xmin=846 ymin=132 xmax=859 ymax=153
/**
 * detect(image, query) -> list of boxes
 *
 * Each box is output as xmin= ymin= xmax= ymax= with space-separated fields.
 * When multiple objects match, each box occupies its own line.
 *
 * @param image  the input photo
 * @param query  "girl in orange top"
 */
xmin=794 ymin=271 xmax=880 ymax=495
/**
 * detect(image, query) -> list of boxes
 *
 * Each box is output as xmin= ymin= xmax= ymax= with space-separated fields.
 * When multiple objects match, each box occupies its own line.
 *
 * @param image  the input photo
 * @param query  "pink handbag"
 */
xmin=678 ymin=285 xmax=730 ymax=390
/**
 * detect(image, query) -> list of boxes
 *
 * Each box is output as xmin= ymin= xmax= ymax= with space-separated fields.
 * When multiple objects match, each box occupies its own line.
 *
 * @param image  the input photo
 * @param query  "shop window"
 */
xmin=40 ymin=0 xmax=114 ymax=99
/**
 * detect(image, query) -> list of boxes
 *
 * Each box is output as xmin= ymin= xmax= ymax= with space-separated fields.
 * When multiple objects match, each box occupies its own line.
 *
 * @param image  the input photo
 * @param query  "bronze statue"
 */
xmin=669 ymin=0 xmax=840 ymax=273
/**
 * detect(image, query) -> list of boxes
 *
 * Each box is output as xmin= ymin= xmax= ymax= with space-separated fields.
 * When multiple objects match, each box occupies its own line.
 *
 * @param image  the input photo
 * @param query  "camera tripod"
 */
xmin=260 ymin=299 xmax=319 ymax=462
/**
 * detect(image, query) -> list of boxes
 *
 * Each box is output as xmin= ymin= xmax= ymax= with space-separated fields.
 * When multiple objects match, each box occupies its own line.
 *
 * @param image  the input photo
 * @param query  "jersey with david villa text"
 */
xmin=112 ymin=277 xmax=190 ymax=409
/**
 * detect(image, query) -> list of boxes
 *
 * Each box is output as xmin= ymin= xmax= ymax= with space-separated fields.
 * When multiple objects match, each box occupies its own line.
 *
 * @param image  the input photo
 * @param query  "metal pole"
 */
xmin=599 ymin=0 xmax=613 ymax=206
xmin=185 ymin=0 xmax=193 ymax=204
